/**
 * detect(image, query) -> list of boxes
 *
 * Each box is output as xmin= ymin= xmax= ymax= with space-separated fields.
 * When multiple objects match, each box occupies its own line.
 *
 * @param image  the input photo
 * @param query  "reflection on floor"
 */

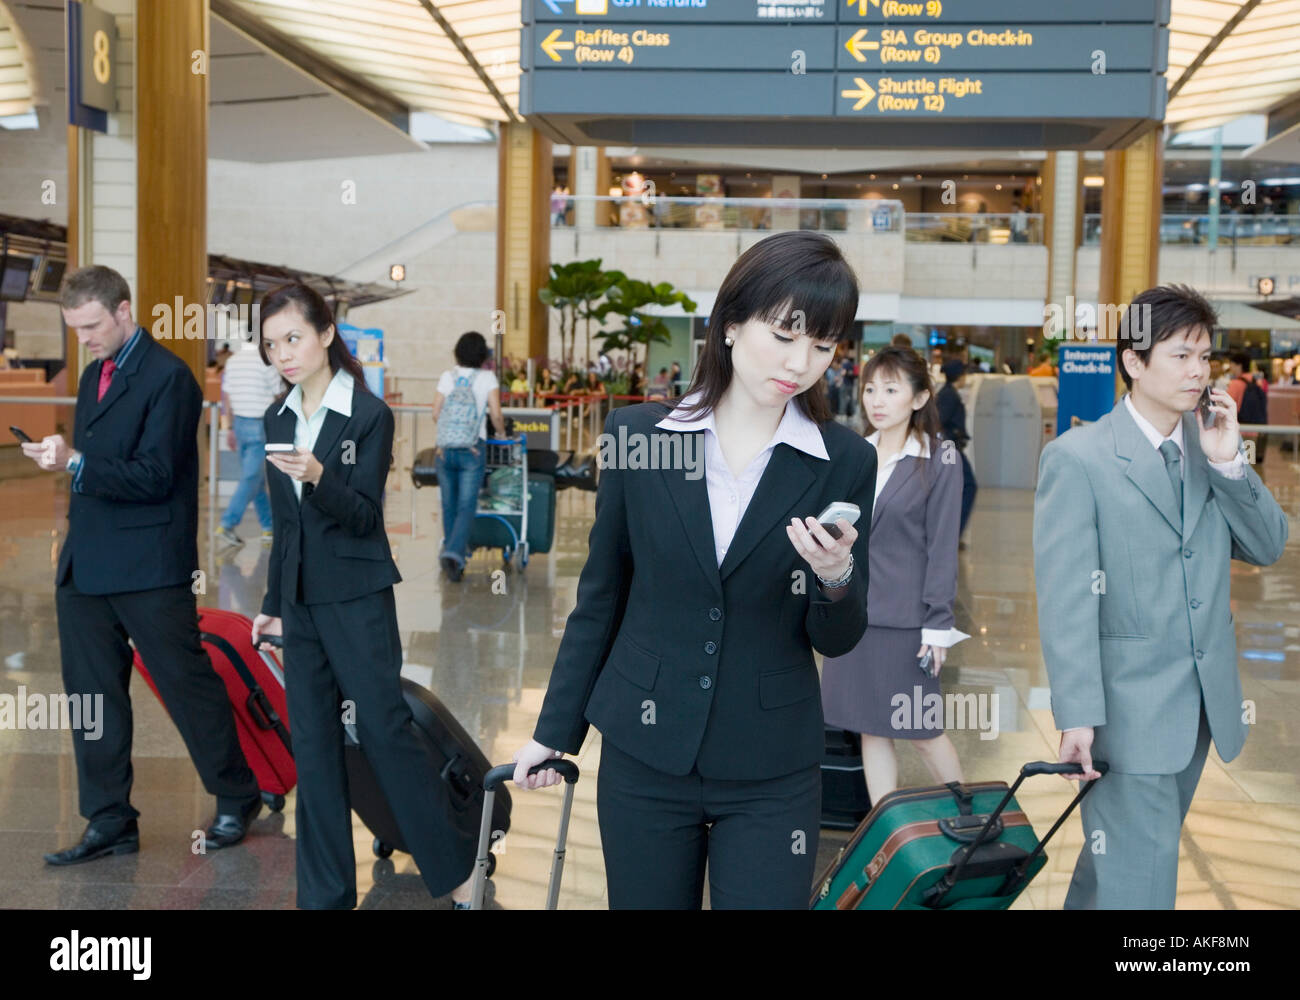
xmin=1 ymin=452 xmax=1298 ymax=909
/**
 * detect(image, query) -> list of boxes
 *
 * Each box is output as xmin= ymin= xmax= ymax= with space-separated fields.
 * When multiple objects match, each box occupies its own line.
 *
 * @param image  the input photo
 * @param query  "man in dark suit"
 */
xmin=22 ymin=266 xmax=262 ymax=865
xmin=936 ymin=359 xmax=977 ymax=535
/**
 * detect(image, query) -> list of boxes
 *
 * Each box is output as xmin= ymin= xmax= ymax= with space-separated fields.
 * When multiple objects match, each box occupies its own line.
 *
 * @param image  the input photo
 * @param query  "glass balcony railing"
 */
xmin=1082 ymin=213 xmax=1300 ymax=246
xmin=550 ymin=194 xmax=906 ymax=233
xmin=905 ymin=212 xmax=1042 ymax=244
xmin=549 ymin=195 xmax=1044 ymax=243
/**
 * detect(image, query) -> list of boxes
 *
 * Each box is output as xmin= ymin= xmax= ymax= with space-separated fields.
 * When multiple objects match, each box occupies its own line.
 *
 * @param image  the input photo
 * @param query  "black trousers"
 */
xmin=282 ymin=587 xmax=465 ymax=909
xmin=597 ymin=740 xmax=821 ymax=909
xmin=55 ymin=581 xmax=259 ymax=829
xmin=958 ymin=449 xmax=977 ymax=533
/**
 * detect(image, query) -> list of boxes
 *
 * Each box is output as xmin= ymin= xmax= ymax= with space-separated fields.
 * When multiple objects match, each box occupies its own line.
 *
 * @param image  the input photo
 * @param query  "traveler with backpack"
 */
xmin=1227 ymin=352 xmax=1269 ymax=466
xmin=433 ymin=333 xmax=505 ymax=582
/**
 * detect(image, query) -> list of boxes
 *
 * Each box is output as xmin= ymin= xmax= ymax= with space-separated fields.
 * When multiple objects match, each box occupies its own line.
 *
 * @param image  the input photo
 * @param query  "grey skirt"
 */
xmin=821 ymin=625 xmax=944 ymax=739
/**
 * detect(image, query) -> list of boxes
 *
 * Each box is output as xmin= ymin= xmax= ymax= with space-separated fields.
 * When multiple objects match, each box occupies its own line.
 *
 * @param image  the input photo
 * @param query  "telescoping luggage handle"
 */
xmin=924 ymin=760 xmax=1110 ymax=908
xmin=470 ymin=760 xmax=580 ymax=911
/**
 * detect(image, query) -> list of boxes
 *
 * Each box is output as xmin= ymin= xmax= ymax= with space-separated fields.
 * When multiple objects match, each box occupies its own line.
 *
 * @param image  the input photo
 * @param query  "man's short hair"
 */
xmin=1116 ymin=284 xmax=1218 ymax=389
xmin=61 ymin=266 xmax=131 ymax=316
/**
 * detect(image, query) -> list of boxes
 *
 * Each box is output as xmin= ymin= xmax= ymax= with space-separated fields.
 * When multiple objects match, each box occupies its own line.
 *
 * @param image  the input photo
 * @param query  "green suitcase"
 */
xmin=470 ymin=472 xmax=556 ymax=567
xmin=811 ymin=761 xmax=1107 ymax=910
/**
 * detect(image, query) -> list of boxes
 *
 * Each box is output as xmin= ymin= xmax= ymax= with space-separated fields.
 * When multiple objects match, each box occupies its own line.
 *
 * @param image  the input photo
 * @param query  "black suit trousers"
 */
xmin=55 ymin=581 xmax=258 ymax=827
xmin=597 ymin=740 xmax=821 ymax=909
xmin=282 ymin=587 xmax=466 ymax=908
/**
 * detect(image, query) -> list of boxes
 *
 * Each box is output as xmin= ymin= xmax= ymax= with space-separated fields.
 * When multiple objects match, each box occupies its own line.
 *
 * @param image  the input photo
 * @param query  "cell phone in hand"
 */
xmin=264 ymin=443 xmax=297 ymax=454
xmin=258 ymin=634 xmax=283 ymax=650
xmin=816 ymin=501 xmax=861 ymax=540
xmin=10 ymin=426 xmax=32 ymax=444
xmin=1197 ymin=387 xmax=1216 ymax=429
xmin=918 ymin=648 xmax=934 ymax=676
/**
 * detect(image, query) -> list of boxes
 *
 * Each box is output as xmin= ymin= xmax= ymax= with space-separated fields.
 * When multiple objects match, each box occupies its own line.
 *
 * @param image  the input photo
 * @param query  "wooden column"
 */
xmin=136 ymin=0 xmax=208 ymax=384
xmin=495 ymin=123 xmax=552 ymax=362
xmin=1099 ymin=127 xmax=1162 ymax=341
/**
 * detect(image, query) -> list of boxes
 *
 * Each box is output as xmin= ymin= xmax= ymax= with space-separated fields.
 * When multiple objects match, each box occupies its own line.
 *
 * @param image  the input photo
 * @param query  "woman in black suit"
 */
xmin=249 ymin=283 xmax=471 ymax=909
xmin=513 ymin=232 xmax=878 ymax=909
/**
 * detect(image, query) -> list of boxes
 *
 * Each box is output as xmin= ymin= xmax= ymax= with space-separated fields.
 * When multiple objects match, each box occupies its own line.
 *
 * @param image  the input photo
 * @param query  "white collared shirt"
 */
xmin=1122 ymin=394 xmax=1244 ymax=480
xmin=865 ymin=428 xmax=930 ymax=504
xmin=656 ymin=391 xmax=828 ymax=567
xmin=279 ymin=368 xmax=354 ymax=501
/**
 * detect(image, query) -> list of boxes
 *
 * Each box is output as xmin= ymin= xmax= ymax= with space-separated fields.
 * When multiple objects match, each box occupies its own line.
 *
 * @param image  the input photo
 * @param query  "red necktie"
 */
xmin=97 ymin=358 xmax=116 ymax=402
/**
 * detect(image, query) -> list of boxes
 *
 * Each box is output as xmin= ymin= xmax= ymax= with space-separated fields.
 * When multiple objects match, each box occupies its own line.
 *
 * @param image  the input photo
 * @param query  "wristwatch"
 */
xmin=816 ymin=554 xmax=854 ymax=590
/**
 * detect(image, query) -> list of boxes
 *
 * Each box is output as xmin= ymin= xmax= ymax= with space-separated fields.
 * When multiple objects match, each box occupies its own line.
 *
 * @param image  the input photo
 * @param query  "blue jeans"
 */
xmin=221 ymin=415 xmax=272 ymax=532
xmin=436 ymin=444 xmax=485 ymax=566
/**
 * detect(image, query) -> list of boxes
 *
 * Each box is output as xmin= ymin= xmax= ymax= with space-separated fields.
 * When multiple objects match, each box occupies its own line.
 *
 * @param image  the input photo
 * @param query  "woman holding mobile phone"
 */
xmin=249 ymin=283 xmax=472 ymax=909
xmin=821 ymin=346 xmax=967 ymax=803
xmin=511 ymin=232 xmax=878 ymax=909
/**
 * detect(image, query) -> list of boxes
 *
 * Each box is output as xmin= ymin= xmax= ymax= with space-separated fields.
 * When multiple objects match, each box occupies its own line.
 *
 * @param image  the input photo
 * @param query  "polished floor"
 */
xmin=1 ymin=441 xmax=1298 ymax=910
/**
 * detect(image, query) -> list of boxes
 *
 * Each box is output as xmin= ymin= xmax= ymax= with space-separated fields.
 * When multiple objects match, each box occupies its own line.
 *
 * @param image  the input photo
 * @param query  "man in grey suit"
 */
xmin=1033 ymin=284 xmax=1288 ymax=909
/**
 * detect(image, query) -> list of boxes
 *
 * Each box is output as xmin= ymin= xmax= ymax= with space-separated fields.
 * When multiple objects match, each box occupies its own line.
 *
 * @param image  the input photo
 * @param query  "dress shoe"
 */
xmin=44 ymin=822 xmax=139 ymax=866
xmin=202 ymin=797 xmax=262 ymax=850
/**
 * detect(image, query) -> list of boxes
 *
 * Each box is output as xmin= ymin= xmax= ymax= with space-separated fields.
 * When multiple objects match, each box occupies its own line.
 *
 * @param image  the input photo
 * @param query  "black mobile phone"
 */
xmin=1197 ymin=387 xmax=1216 ymax=429
xmin=918 ymin=649 xmax=934 ymax=676
xmin=258 ymin=634 xmax=283 ymax=650
xmin=9 ymin=426 xmax=32 ymax=444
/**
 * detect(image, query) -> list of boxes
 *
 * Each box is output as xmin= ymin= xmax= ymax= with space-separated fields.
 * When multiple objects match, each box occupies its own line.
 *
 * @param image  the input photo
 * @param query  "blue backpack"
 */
xmin=437 ymin=371 xmax=484 ymax=449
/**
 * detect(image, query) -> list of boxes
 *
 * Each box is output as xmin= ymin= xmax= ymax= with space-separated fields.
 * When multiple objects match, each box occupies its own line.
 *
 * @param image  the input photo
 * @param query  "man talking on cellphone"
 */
xmin=1033 ymin=284 xmax=1287 ymax=909
xmin=21 ymin=265 xmax=262 ymax=864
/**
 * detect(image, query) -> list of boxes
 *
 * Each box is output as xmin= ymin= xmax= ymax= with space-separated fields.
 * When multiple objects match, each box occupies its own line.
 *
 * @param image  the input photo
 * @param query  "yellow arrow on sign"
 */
xmin=845 ymin=28 xmax=879 ymax=62
xmin=541 ymin=28 xmax=574 ymax=63
xmin=847 ymin=0 xmax=881 ymax=15
xmin=840 ymin=77 xmax=877 ymax=110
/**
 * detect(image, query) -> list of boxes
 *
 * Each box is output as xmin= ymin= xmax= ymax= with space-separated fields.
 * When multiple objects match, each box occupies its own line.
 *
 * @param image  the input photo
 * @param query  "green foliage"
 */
xmin=592 ymin=278 xmax=698 ymax=371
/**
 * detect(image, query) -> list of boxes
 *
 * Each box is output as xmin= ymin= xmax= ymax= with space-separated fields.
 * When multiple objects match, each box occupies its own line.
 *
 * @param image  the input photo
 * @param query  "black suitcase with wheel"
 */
xmin=821 ymin=728 xmax=872 ymax=829
xmin=411 ymin=447 xmax=439 ymax=488
xmin=344 ymin=677 xmax=512 ymax=875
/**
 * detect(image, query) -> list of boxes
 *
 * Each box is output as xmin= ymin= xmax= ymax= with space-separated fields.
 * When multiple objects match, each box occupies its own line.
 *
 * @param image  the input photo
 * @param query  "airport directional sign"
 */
xmin=527 ymin=0 xmax=1170 ymax=25
xmin=520 ymin=0 xmax=1171 ymax=149
xmin=523 ymin=23 xmax=1168 ymax=73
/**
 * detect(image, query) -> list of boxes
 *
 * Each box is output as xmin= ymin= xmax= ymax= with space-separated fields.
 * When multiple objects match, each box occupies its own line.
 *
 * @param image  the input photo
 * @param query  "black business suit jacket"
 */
xmin=534 ymin=402 xmax=878 ymax=780
xmin=260 ymin=378 xmax=401 ymax=617
xmin=58 ymin=329 xmax=202 ymax=595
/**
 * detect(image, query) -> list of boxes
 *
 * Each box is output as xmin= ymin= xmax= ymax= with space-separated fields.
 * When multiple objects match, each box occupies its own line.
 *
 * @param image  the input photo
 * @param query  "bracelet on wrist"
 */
xmin=816 ymin=553 xmax=854 ymax=589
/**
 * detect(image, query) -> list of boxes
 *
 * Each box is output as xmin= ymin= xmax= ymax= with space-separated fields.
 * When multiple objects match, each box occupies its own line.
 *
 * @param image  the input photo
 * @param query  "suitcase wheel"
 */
xmin=373 ymin=838 xmax=394 ymax=859
xmin=261 ymin=791 xmax=285 ymax=813
xmin=486 ymin=853 xmax=497 ymax=878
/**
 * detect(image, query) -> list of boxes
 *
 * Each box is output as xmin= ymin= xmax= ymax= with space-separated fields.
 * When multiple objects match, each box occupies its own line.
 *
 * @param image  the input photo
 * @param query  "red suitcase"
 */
xmin=132 ymin=607 xmax=295 ymax=810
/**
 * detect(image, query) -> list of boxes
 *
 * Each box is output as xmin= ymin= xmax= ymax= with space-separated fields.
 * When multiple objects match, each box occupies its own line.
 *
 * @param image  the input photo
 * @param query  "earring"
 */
xmin=724 ymin=336 xmax=734 ymax=347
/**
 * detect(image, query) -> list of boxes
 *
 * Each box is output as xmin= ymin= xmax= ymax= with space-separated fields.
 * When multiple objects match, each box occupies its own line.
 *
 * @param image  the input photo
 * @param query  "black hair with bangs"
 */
xmin=675 ymin=230 xmax=860 ymax=424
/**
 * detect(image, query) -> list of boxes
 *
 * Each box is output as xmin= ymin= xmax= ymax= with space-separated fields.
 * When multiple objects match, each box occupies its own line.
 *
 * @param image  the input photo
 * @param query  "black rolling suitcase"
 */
xmin=821 ymin=728 xmax=872 ymax=829
xmin=469 ymin=759 xmax=580 ymax=910
xmin=344 ymin=677 xmax=512 ymax=878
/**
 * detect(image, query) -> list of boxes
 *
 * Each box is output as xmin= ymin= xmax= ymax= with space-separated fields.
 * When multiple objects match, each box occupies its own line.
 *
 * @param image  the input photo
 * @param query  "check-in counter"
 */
xmin=0 ymin=369 xmax=60 ymax=443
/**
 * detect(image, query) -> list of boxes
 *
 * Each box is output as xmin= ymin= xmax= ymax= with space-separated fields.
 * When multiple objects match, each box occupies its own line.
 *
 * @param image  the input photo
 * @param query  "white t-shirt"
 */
xmin=437 ymin=366 xmax=498 ymax=440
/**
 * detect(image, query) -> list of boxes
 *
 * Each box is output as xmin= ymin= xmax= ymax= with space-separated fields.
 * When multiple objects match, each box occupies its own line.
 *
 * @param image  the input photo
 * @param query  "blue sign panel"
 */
xmin=1056 ymin=344 xmax=1116 ymax=435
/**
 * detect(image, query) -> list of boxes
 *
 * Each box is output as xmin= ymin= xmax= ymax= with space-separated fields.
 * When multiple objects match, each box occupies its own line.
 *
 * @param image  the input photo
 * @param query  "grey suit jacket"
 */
xmin=866 ymin=448 xmax=962 ymax=631
xmin=1033 ymin=397 xmax=1288 ymax=774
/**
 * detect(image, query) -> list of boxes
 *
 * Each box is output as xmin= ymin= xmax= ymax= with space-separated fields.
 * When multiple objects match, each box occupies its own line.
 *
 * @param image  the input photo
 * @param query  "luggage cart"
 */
xmin=472 ymin=435 xmax=530 ymax=572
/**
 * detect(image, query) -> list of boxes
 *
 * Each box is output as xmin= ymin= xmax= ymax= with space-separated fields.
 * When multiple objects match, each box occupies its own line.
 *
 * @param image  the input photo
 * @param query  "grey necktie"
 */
xmin=1159 ymin=439 xmax=1182 ymax=519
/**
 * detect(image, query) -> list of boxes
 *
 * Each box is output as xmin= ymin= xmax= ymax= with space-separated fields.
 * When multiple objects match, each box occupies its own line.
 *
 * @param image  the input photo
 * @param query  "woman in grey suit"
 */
xmin=822 ymin=346 xmax=967 ymax=801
